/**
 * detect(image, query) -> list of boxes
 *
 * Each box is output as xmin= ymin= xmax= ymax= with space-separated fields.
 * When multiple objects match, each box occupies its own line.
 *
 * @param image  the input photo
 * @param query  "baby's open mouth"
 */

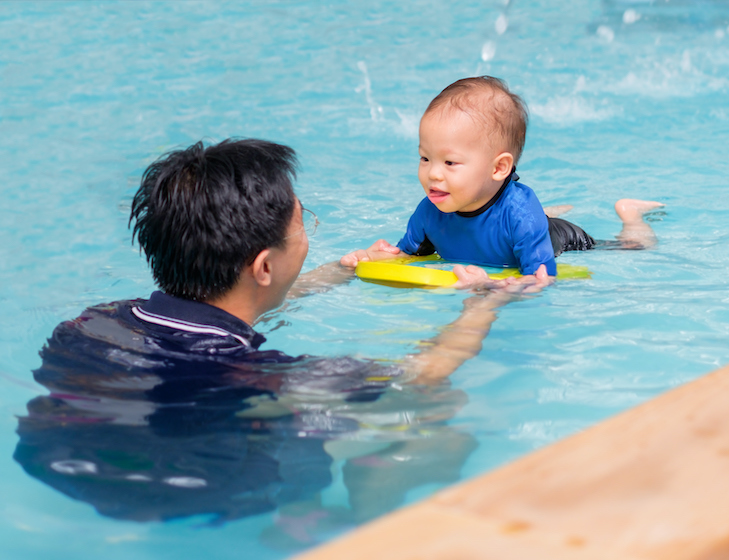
xmin=428 ymin=188 xmax=449 ymax=202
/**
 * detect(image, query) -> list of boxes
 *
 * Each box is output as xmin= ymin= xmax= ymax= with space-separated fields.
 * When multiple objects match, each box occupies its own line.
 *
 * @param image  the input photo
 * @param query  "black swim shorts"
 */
xmin=547 ymin=217 xmax=596 ymax=257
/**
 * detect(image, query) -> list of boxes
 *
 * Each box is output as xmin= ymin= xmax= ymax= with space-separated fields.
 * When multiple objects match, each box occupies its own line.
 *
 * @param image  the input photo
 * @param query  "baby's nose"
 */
xmin=428 ymin=163 xmax=444 ymax=181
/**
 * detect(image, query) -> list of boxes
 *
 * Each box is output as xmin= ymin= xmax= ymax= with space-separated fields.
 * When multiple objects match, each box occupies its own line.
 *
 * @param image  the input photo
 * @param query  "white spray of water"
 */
xmin=596 ymin=25 xmax=615 ymax=43
xmin=481 ymin=41 xmax=496 ymax=61
xmin=394 ymin=109 xmax=419 ymax=138
xmin=495 ymin=13 xmax=508 ymax=35
xmin=623 ymin=9 xmax=641 ymax=25
xmin=531 ymin=96 xmax=617 ymax=126
xmin=356 ymin=61 xmax=384 ymax=121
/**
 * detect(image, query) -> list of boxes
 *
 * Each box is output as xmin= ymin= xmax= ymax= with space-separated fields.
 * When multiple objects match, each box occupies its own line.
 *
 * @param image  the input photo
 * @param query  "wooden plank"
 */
xmin=297 ymin=364 xmax=729 ymax=559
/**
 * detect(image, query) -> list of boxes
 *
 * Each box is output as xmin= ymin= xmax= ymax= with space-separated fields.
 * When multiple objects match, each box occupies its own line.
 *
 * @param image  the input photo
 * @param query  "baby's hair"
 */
xmin=424 ymin=76 xmax=529 ymax=164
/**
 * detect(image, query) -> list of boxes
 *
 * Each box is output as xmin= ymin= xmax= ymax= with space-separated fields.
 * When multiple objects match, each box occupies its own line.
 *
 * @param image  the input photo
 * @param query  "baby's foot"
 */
xmin=544 ymin=204 xmax=574 ymax=218
xmin=614 ymin=199 xmax=664 ymax=223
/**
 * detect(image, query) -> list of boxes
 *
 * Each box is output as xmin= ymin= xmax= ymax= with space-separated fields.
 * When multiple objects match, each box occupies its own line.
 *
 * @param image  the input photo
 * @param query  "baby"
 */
xmin=341 ymin=76 xmax=662 ymax=288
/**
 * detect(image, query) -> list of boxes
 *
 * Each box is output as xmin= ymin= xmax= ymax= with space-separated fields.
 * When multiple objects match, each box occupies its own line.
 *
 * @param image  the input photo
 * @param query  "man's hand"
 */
xmin=340 ymin=239 xmax=401 ymax=268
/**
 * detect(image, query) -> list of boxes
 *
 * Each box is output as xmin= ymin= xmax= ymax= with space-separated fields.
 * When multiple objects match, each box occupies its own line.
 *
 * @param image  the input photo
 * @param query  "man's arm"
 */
xmin=403 ymin=278 xmax=541 ymax=384
xmin=402 ymin=291 xmax=509 ymax=384
xmin=284 ymin=239 xmax=402 ymax=300
xmin=285 ymin=261 xmax=354 ymax=299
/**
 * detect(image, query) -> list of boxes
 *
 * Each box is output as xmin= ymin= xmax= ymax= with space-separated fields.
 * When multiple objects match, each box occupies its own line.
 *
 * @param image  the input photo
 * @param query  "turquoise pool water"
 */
xmin=2 ymin=1 xmax=729 ymax=557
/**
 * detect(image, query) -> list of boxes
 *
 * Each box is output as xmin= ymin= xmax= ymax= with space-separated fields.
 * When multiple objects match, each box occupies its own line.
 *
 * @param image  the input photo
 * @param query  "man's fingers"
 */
xmin=339 ymin=249 xmax=371 ymax=268
xmin=372 ymin=239 xmax=401 ymax=254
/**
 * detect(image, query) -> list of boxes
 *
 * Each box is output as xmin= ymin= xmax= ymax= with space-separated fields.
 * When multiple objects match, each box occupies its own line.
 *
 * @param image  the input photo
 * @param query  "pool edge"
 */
xmin=295 ymin=363 xmax=729 ymax=559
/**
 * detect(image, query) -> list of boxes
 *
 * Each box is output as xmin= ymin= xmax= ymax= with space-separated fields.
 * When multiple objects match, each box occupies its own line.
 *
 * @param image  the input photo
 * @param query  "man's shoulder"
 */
xmin=48 ymin=298 xmax=143 ymax=343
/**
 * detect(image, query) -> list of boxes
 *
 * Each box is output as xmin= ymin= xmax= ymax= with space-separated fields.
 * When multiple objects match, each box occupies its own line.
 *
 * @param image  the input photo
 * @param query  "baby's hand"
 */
xmin=452 ymin=264 xmax=554 ymax=293
xmin=452 ymin=265 xmax=516 ymax=291
xmin=340 ymin=239 xmax=401 ymax=268
xmin=510 ymin=264 xmax=554 ymax=293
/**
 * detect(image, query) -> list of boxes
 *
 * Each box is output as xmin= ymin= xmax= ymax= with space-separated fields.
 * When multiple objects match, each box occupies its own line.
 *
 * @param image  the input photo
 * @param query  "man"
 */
xmin=83 ymin=137 xmax=518 ymax=386
xmin=15 ymin=138 xmax=529 ymax=528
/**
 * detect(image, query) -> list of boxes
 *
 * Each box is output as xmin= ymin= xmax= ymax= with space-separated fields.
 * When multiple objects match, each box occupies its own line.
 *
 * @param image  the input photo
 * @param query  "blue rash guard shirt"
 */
xmin=396 ymin=173 xmax=557 ymax=276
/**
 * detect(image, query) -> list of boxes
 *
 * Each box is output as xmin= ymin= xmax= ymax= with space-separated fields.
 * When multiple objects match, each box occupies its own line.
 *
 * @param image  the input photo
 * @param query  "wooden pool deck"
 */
xmin=296 ymin=363 xmax=729 ymax=559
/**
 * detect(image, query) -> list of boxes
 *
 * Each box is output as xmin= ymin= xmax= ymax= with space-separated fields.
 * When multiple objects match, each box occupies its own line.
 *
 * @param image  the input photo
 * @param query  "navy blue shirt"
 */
xmin=16 ymin=291 xmax=406 ymax=523
xmin=35 ymin=291 xmax=400 ymax=403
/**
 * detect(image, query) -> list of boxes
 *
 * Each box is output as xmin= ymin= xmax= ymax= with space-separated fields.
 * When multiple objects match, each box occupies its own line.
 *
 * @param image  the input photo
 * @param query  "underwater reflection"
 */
xmin=14 ymin=311 xmax=476 ymax=547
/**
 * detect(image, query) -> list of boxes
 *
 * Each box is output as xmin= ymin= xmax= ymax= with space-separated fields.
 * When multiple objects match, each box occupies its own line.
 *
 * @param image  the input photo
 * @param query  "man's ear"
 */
xmin=250 ymin=249 xmax=273 ymax=287
xmin=492 ymin=152 xmax=515 ymax=181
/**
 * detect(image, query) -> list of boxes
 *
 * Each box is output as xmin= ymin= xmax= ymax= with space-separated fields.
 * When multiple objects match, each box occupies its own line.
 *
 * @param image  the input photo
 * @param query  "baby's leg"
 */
xmin=614 ymin=199 xmax=664 ymax=249
xmin=544 ymin=204 xmax=573 ymax=218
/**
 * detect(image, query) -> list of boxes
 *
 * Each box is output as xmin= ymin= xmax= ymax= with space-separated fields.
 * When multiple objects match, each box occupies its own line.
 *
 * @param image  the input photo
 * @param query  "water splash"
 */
xmin=495 ymin=13 xmax=508 ymax=35
xmin=356 ymin=61 xmax=383 ymax=122
xmin=481 ymin=41 xmax=497 ymax=61
xmin=597 ymin=25 xmax=616 ymax=42
xmin=622 ymin=9 xmax=641 ymax=24
xmin=394 ymin=109 xmax=419 ymax=139
xmin=530 ymin=96 xmax=618 ymax=125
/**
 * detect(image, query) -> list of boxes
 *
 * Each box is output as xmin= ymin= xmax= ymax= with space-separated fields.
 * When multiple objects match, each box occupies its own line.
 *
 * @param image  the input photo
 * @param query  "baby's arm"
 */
xmin=339 ymin=239 xmax=402 ymax=268
xmin=510 ymin=194 xmax=557 ymax=280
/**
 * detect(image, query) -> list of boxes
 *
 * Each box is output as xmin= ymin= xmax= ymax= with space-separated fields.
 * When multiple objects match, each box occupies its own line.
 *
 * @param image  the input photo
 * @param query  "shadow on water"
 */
xmin=13 ymin=299 xmax=476 ymax=551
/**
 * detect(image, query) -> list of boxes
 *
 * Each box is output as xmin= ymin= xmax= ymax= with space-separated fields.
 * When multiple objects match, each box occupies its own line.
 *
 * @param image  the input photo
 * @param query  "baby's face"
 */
xmin=418 ymin=108 xmax=504 ymax=213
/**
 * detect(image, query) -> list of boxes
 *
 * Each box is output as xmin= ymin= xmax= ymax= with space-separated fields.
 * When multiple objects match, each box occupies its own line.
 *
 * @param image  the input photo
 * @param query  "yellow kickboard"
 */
xmin=355 ymin=257 xmax=590 ymax=288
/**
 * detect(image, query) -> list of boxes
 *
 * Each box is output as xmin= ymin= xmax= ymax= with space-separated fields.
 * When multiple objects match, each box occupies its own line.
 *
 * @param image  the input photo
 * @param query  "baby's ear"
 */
xmin=492 ymin=152 xmax=514 ymax=180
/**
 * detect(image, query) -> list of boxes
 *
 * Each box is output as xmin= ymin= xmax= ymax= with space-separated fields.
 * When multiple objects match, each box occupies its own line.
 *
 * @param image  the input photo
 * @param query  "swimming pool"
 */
xmin=2 ymin=0 xmax=729 ymax=558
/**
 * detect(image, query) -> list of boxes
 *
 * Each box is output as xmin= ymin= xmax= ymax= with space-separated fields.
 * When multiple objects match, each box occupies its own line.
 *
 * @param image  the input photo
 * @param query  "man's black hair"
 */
xmin=130 ymin=138 xmax=298 ymax=301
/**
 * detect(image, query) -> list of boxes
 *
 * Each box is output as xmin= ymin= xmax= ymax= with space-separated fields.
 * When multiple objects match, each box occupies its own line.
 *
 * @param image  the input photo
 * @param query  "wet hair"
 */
xmin=424 ymin=76 xmax=529 ymax=164
xmin=130 ymin=138 xmax=298 ymax=301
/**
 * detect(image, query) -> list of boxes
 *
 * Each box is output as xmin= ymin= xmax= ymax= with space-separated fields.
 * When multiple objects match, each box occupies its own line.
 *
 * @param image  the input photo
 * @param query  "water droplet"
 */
xmin=596 ymin=26 xmax=615 ymax=43
xmin=481 ymin=41 xmax=496 ymax=61
xmin=623 ymin=9 xmax=640 ymax=24
xmin=495 ymin=14 xmax=508 ymax=35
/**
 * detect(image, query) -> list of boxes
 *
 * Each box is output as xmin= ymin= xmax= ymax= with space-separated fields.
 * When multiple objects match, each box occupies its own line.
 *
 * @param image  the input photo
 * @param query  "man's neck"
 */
xmin=205 ymin=284 xmax=262 ymax=326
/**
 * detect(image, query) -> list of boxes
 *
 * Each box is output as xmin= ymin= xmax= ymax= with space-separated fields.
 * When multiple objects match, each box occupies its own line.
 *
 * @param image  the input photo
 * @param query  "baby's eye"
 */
xmin=445 ymin=160 xmax=455 ymax=166
xmin=420 ymin=156 xmax=429 ymax=163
